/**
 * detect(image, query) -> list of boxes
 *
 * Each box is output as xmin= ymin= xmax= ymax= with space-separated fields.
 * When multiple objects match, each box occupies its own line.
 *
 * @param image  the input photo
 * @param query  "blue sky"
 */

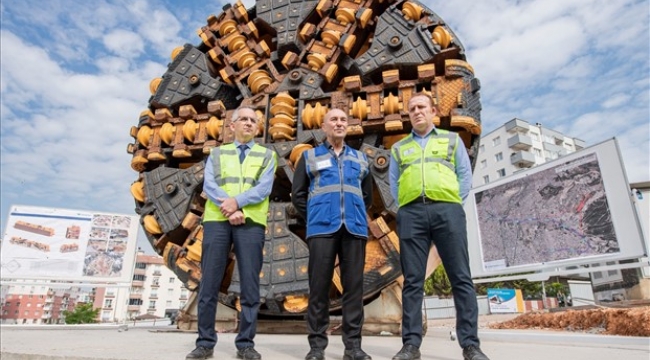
xmin=1 ymin=0 xmax=649 ymax=253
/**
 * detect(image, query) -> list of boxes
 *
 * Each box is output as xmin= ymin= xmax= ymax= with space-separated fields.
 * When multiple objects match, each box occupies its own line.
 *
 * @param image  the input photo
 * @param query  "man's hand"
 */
xmin=228 ymin=210 xmax=245 ymax=226
xmin=217 ymin=197 xmax=239 ymax=217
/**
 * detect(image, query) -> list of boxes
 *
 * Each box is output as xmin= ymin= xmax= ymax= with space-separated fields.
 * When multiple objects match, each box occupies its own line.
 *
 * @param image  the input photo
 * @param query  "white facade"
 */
xmin=630 ymin=182 xmax=650 ymax=278
xmin=472 ymin=118 xmax=586 ymax=188
xmin=97 ymin=252 xmax=189 ymax=322
xmin=124 ymin=252 xmax=188 ymax=320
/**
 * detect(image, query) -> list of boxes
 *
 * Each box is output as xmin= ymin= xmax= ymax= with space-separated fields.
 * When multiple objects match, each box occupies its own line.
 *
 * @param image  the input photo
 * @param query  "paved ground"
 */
xmin=1 ymin=316 xmax=648 ymax=360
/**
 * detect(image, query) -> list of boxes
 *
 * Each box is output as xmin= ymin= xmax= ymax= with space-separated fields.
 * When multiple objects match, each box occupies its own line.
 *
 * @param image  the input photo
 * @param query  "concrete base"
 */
xmin=177 ymin=282 xmax=410 ymax=336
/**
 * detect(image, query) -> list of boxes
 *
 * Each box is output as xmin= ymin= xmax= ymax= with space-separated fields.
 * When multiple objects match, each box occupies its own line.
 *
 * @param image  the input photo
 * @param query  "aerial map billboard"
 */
xmin=466 ymin=138 xmax=647 ymax=278
xmin=1 ymin=205 xmax=139 ymax=283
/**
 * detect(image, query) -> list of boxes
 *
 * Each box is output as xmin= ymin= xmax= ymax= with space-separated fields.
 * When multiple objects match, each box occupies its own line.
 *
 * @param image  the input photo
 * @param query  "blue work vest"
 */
xmin=303 ymin=144 xmax=369 ymax=238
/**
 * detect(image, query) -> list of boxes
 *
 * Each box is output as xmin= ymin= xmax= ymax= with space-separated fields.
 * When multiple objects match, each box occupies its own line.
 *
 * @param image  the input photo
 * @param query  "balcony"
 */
xmin=505 ymin=118 xmax=530 ymax=133
xmin=574 ymin=138 xmax=586 ymax=150
xmin=510 ymin=150 xmax=536 ymax=168
xmin=133 ymin=268 xmax=146 ymax=275
xmin=127 ymin=305 xmax=140 ymax=311
xmin=507 ymin=133 xmax=532 ymax=150
xmin=129 ymin=293 xmax=142 ymax=299
xmin=132 ymin=281 xmax=144 ymax=287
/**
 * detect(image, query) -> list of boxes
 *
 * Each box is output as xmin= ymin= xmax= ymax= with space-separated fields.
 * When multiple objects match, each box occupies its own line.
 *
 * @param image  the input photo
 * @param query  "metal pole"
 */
xmin=541 ymin=281 xmax=546 ymax=309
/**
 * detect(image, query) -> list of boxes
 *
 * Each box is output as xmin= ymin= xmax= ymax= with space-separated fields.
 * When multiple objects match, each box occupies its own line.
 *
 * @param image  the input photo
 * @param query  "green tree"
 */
xmin=424 ymin=264 xmax=453 ymax=297
xmin=544 ymin=282 xmax=565 ymax=297
xmin=63 ymin=303 xmax=100 ymax=324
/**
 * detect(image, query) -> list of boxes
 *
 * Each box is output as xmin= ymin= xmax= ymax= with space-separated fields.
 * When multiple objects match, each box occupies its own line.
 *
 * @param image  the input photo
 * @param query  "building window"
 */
xmin=497 ymin=169 xmax=506 ymax=178
xmin=531 ymin=132 xmax=539 ymax=141
xmin=480 ymin=160 xmax=487 ymax=169
xmin=135 ymin=262 xmax=147 ymax=269
xmin=168 ymin=289 xmax=174 ymax=296
xmin=133 ymin=274 xmax=146 ymax=281
xmin=479 ymin=144 xmax=485 ymax=153
xmin=104 ymin=299 xmax=113 ymax=308
xmin=169 ymin=277 xmax=175 ymax=284
xmin=492 ymin=137 xmax=501 ymax=146
xmin=483 ymin=175 xmax=489 ymax=184
xmin=166 ymin=300 xmax=172 ymax=307
xmin=533 ymin=148 xmax=542 ymax=157
xmin=148 ymin=301 xmax=156 ymax=309
xmin=495 ymin=152 xmax=503 ymax=162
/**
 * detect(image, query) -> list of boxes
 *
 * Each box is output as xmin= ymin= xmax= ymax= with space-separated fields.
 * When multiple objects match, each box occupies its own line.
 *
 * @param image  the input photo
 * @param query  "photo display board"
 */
xmin=1 ymin=205 xmax=139 ymax=283
xmin=465 ymin=138 xmax=647 ymax=278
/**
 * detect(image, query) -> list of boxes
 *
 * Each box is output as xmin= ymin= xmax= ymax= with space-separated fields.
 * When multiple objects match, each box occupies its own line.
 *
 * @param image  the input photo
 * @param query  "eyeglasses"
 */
xmin=235 ymin=116 xmax=258 ymax=124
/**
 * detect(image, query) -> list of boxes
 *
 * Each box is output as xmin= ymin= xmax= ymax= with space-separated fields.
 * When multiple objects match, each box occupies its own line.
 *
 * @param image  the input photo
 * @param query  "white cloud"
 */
xmin=601 ymin=94 xmax=631 ymax=109
xmin=103 ymin=29 xmax=145 ymax=58
xmin=1 ymin=0 xmax=648 ymax=253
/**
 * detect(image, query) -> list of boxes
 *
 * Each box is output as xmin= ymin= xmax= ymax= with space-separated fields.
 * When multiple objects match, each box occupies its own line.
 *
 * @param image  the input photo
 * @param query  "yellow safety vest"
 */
xmin=391 ymin=129 xmax=461 ymax=206
xmin=203 ymin=143 xmax=276 ymax=226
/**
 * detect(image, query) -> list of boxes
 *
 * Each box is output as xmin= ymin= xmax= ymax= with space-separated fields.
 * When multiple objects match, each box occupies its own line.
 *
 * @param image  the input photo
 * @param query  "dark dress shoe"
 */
xmin=343 ymin=348 xmax=372 ymax=360
xmin=305 ymin=347 xmax=325 ymax=360
xmin=391 ymin=344 xmax=420 ymax=360
xmin=186 ymin=346 xmax=214 ymax=360
xmin=463 ymin=345 xmax=490 ymax=360
xmin=237 ymin=346 xmax=262 ymax=360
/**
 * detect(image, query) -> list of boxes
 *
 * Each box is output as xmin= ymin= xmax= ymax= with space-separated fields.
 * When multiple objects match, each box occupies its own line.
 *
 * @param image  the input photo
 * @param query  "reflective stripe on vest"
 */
xmin=391 ymin=129 xmax=462 ymax=206
xmin=304 ymin=145 xmax=369 ymax=238
xmin=203 ymin=143 xmax=275 ymax=226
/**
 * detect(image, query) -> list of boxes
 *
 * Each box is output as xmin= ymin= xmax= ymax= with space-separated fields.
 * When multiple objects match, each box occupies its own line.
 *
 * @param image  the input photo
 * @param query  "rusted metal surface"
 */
xmin=127 ymin=0 xmax=481 ymax=317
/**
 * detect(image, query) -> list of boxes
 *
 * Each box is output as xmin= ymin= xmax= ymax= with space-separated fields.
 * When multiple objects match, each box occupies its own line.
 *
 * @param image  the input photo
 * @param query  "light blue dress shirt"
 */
xmin=389 ymin=126 xmax=472 ymax=204
xmin=203 ymin=139 xmax=276 ymax=209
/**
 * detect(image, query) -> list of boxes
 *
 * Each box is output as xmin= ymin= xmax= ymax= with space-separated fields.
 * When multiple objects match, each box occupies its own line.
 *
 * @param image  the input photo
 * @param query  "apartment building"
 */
xmin=1 ymin=251 xmax=189 ymax=324
xmin=1 ymin=283 xmax=80 ymax=324
xmin=124 ymin=252 xmax=189 ymax=320
xmin=472 ymin=118 xmax=586 ymax=188
xmin=89 ymin=251 xmax=189 ymax=322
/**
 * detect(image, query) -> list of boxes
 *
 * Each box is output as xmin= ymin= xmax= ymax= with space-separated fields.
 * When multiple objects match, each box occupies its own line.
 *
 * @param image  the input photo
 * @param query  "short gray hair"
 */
xmin=231 ymin=106 xmax=257 ymax=122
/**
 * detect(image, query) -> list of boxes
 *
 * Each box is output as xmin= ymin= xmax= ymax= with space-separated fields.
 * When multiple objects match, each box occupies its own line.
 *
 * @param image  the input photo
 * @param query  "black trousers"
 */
xmin=397 ymin=201 xmax=479 ymax=348
xmin=307 ymin=227 xmax=367 ymax=350
xmin=196 ymin=220 xmax=264 ymax=350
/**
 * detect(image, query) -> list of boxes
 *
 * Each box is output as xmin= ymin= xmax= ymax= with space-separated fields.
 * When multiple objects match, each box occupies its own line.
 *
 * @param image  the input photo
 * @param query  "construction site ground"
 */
xmin=431 ymin=305 xmax=650 ymax=337
xmin=2 ymin=310 xmax=648 ymax=360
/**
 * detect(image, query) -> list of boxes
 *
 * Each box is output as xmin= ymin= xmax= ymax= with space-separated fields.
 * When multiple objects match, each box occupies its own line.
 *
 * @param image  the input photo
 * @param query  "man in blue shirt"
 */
xmin=292 ymin=108 xmax=373 ymax=360
xmin=388 ymin=93 xmax=489 ymax=360
xmin=187 ymin=106 xmax=276 ymax=360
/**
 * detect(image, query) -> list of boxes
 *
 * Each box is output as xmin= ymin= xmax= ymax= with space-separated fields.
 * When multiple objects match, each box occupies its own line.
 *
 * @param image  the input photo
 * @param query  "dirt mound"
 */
xmin=490 ymin=306 xmax=650 ymax=336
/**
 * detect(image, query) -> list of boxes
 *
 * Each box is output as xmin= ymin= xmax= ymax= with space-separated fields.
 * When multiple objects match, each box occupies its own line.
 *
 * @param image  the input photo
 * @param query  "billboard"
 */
xmin=487 ymin=288 xmax=524 ymax=313
xmin=466 ymin=138 xmax=647 ymax=278
xmin=1 ymin=205 xmax=139 ymax=283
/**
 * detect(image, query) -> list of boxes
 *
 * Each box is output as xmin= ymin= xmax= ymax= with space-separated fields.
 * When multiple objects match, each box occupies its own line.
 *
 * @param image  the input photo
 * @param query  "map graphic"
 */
xmin=475 ymin=153 xmax=619 ymax=271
